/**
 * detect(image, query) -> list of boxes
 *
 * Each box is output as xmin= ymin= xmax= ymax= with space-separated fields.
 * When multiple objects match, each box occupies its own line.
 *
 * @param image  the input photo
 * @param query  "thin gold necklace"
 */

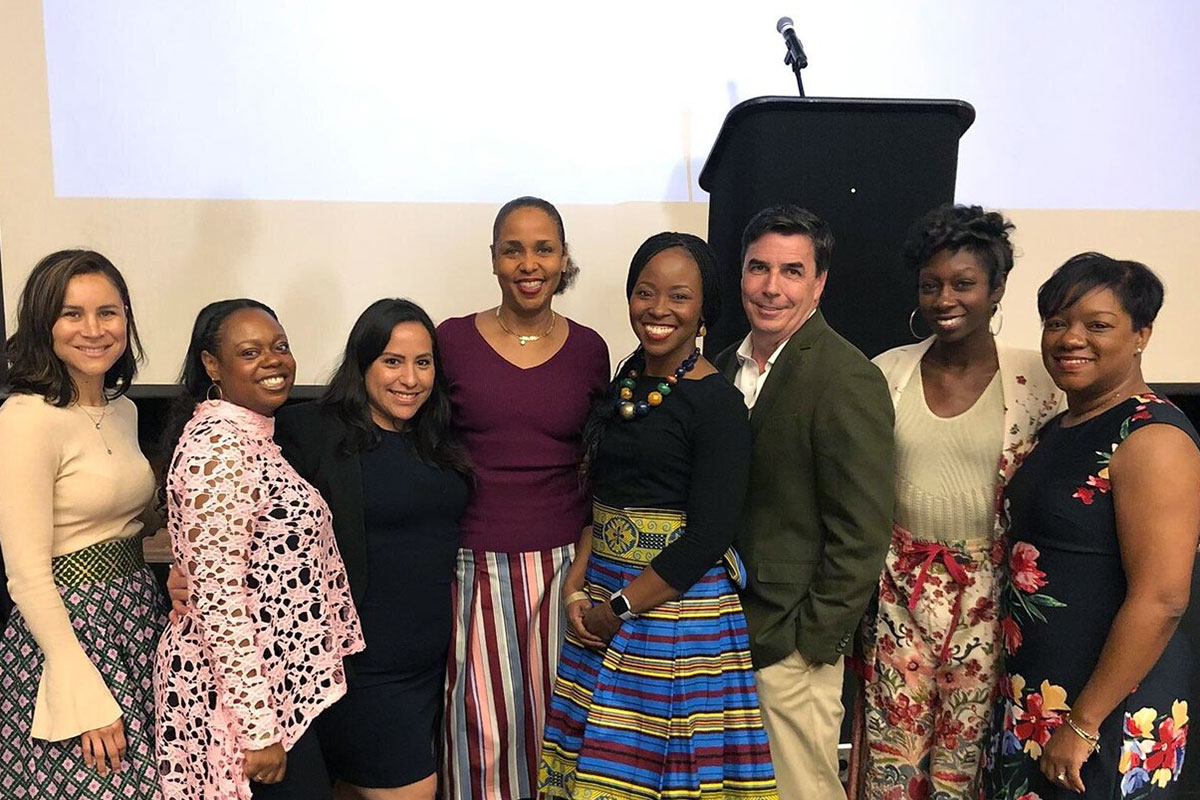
xmin=78 ymin=403 xmax=113 ymax=455
xmin=496 ymin=308 xmax=556 ymax=346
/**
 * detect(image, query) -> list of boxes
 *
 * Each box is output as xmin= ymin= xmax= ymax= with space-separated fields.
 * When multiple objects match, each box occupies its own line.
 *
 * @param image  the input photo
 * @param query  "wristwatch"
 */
xmin=608 ymin=589 xmax=637 ymax=621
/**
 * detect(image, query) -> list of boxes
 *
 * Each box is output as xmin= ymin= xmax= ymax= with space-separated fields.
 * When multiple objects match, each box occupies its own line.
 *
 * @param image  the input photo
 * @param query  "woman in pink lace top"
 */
xmin=155 ymin=299 xmax=363 ymax=800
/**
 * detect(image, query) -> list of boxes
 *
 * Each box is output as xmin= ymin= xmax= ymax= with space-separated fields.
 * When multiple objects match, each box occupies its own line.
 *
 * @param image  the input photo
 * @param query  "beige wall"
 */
xmin=3 ymin=1 xmax=1198 ymax=384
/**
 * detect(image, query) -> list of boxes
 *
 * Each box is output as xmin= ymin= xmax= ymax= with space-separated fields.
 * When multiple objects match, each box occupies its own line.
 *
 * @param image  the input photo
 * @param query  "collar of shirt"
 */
xmin=733 ymin=308 xmax=817 ymax=410
xmin=734 ymin=334 xmax=787 ymax=411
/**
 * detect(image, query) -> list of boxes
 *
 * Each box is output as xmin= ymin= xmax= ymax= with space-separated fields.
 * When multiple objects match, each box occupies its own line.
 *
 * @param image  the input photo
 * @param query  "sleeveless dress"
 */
xmin=984 ymin=394 xmax=1198 ymax=800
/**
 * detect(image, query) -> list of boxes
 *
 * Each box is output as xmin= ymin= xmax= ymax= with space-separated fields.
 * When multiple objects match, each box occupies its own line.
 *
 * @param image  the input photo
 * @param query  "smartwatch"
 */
xmin=609 ymin=589 xmax=637 ymax=621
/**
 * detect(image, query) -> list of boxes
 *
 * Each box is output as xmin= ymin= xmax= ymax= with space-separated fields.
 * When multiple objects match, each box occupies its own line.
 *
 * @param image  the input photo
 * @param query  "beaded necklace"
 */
xmin=615 ymin=347 xmax=700 ymax=421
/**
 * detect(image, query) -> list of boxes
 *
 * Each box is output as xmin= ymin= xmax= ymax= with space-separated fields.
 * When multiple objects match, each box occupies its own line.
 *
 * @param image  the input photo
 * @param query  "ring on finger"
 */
xmin=1056 ymin=772 xmax=1067 ymax=782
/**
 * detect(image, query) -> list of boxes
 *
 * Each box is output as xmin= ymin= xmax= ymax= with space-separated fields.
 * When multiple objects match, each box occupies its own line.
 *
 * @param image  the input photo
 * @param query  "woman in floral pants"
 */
xmin=851 ymin=205 xmax=1061 ymax=799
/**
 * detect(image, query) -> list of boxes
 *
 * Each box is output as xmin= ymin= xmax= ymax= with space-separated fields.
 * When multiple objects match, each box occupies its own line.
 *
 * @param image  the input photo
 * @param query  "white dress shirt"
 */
xmin=733 ymin=310 xmax=817 ymax=411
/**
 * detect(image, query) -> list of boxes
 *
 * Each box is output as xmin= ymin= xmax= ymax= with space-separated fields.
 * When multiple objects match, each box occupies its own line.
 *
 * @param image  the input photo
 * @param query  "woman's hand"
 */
xmin=243 ymin=742 xmax=287 ymax=785
xmin=81 ymin=717 xmax=126 ymax=776
xmin=581 ymin=600 xmax=623 ymax=647
xmin=1039 ymin=723 xmax=1093 ymax=794
xmin=566 ymin=596 xmax=606 ymax=649
xmin=166 ymin=563 xmax=190 ymax=624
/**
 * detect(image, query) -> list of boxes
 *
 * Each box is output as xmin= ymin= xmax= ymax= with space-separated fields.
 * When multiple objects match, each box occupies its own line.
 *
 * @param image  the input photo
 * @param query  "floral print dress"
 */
xmin=984 ymin=394 xmax=1197 ymax=800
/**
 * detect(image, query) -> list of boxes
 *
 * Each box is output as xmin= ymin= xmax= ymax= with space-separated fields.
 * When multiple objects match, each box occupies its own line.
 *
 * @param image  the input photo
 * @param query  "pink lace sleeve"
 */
xmin=173 ymin=422 xmax=278 ymax=751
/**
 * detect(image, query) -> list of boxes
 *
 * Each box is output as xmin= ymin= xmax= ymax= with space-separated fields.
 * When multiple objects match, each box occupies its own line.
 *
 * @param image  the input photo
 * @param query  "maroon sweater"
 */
xmin=437 ymin=314 xmax=610 ymax=553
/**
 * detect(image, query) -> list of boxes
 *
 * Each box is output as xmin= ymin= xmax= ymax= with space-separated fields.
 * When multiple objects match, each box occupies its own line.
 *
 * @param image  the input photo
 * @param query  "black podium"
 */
xmin=699 ymin=96 xmax=974 ymax=358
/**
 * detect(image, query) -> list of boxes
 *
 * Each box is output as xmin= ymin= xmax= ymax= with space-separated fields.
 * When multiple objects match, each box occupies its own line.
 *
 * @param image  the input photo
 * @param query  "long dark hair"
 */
xmin=580 ymin=232 xmax=720 ymax=479
xmin=5 ymin=249 xmax=143 ymax=406
xmin=160 ymin=298 xmax=280 ymax=461
xmin=320 ymin=298 xmax=471 ymax=475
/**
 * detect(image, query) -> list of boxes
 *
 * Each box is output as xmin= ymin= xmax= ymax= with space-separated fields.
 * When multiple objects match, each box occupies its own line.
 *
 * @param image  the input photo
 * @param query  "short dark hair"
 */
xmin=625 ymin=231 xmax=723 ymax=327
xmin=740 ymin=205 xmax=834 ymax=274
xmin=491 ymin=195 xmax=579 ymax=294
xmin=5 ymin=249 xmax=143 ymax=406
xmin=319 ymin=298 xmax=470 ymax=475
xmin=1038 ymin=252 xmax=1164 ymax=331
xmin=902 ymin=204 xmax=1015 ymax=290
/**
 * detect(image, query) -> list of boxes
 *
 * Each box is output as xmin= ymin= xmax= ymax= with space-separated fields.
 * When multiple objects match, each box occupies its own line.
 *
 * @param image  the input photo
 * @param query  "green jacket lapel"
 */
xmin=749 ymin=310 xmax=828 ymax=429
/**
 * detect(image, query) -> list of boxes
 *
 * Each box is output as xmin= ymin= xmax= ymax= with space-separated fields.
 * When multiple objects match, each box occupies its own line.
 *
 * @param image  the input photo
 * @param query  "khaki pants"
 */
xmin=755 ymin=650 xmax=846 ymax=800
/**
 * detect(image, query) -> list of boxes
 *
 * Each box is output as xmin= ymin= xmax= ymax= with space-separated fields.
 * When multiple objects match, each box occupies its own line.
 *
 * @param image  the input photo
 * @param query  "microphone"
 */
xmin=776 ymin=17 xmax=808 ymax=69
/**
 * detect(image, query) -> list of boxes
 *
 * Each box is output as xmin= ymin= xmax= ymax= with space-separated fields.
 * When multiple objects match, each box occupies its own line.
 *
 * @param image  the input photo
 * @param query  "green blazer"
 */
xmin=716 ymin=310 xmax=894 ymax=668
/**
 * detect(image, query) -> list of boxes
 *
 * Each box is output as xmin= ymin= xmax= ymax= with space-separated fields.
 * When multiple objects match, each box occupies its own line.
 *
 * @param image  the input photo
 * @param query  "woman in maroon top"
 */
xmin=437 ymin=196 xmax=609 ymax=800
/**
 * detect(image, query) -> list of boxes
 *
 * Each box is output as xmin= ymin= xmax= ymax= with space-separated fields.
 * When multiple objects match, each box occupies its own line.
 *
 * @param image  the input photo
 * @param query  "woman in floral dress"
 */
xmin=853 ymin=205 xmax=1062 ymax=799
xmin=984 ymin=253 xmax=1200 ymax=799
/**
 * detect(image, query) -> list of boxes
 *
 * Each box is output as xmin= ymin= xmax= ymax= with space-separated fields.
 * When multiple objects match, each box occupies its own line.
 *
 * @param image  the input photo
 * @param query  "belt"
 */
xmin=591 ymin=502 xmax=745 ymax=588
xmin=51 ymin=536 xmax=146 ymax=588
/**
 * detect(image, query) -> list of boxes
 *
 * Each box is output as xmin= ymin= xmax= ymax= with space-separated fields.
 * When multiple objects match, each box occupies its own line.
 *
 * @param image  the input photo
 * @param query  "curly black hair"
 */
xmin=902 ymin=204 xmax=1015 ymax=290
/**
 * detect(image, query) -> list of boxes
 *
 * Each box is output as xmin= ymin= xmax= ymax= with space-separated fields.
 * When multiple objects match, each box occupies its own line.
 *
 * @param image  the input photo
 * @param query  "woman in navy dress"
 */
xmin=984 ymin=254 xmax=1200 ymax=799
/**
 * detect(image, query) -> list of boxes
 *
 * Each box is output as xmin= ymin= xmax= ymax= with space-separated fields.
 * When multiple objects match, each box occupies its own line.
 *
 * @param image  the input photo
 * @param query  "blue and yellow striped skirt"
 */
xmin=539 ymin=503 xmax=778 ymax=800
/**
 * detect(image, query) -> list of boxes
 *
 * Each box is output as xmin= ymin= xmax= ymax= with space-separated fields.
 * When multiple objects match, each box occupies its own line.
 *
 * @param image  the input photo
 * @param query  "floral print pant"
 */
xmin=858 ymin=526 xmax=1001 ymax=800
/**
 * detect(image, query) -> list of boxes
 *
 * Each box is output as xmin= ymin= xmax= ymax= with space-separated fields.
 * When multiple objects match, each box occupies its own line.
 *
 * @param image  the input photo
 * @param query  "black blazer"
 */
xmin=273 ymin=401 xmax=369 ymax=605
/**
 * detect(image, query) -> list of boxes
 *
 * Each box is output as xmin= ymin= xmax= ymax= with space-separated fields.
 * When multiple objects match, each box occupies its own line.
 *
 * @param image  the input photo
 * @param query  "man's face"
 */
xmin=741 ymin=233 xmax=827 ymax=343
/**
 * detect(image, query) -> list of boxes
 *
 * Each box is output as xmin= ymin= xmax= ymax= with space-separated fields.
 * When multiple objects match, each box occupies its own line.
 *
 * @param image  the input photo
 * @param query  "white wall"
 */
xmin=3 ymin=0 xmax=1199 ymax=383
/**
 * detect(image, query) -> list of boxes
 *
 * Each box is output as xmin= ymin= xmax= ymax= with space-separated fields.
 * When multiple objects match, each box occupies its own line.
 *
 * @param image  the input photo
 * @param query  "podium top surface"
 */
xmin=699 ymin=96 xmax=975 ymax=190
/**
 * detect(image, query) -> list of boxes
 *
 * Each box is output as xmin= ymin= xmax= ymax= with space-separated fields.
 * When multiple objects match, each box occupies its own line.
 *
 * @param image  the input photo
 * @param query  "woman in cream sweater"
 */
xmin=0 ymin=250 xmax=165 ymax=798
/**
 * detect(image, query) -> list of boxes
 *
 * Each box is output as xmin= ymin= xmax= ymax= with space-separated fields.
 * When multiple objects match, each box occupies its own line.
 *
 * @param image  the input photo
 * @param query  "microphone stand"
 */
xmin=784 ymin=51 xmax=806 ymax=97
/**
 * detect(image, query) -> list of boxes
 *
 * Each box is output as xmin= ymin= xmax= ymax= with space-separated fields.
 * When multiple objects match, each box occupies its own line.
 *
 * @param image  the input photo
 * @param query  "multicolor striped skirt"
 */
xmin=0 ymin=537 xmax=166 ymax=799
xmin=539 ymin=504 xmax=778 ymax=800
xmin=443 ymin=543 xmax=574 ymax=800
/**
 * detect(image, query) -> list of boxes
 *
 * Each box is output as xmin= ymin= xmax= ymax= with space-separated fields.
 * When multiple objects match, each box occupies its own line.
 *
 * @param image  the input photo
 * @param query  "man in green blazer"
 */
xmin=715 ymin=205 xmax=894 ymax=800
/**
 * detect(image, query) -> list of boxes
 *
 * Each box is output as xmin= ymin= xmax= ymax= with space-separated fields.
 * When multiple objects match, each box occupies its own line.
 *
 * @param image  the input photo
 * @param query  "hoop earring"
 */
xmin=908 ymin=308 xmax=930 ymax=340
xmin=206 ymin=382 xmax=223 ymax=403
xmin=989 ymin=302 xmax=1004 ymax=336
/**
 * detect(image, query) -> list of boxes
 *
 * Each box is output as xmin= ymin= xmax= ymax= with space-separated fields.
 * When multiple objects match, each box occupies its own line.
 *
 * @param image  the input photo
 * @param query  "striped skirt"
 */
xmin=539 ymin=504 xmax=778 ymax=800
xmin=443 ymin=543 xmax=574 ymax=800
xmin=0 ymin=537 xmax=166 ymax=799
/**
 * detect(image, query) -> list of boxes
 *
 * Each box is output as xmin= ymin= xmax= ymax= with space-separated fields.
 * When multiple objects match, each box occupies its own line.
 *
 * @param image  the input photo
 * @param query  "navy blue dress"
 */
xmin=985 ymin=394 xmax=1198 ymax=800
xmin=316 ymin=428 xmax=468 ymax=788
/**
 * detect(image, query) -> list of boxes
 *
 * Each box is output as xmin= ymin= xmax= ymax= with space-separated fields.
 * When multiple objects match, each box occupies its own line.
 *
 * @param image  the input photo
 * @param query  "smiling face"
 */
xmin=917 ymin=248 xmax=1004 ymax=343
xmin=201 ymin=308 xmax=296 ymax=417
xmin=1041 ymin=287 xmax=1150 ymax=400
xmin=628 ymin=247 xmax=704 ymax=372
xmin=364 ymin=321 xmax=435 ymax=431
xmin=52 ymin=272 xmax=129 ymax=399
xmin=741 ymin=233 xmax=828 ymax=352
xmin=491 ymin=206 xmax=566 ymax=313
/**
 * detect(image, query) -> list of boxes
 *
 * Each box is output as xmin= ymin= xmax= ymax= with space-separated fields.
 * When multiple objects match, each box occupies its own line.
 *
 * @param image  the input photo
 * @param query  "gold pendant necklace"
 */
xmin=495 ymin=308 xmax=556 ymax=346
xmin=78 ymin=403 xmax=113 ymax=455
